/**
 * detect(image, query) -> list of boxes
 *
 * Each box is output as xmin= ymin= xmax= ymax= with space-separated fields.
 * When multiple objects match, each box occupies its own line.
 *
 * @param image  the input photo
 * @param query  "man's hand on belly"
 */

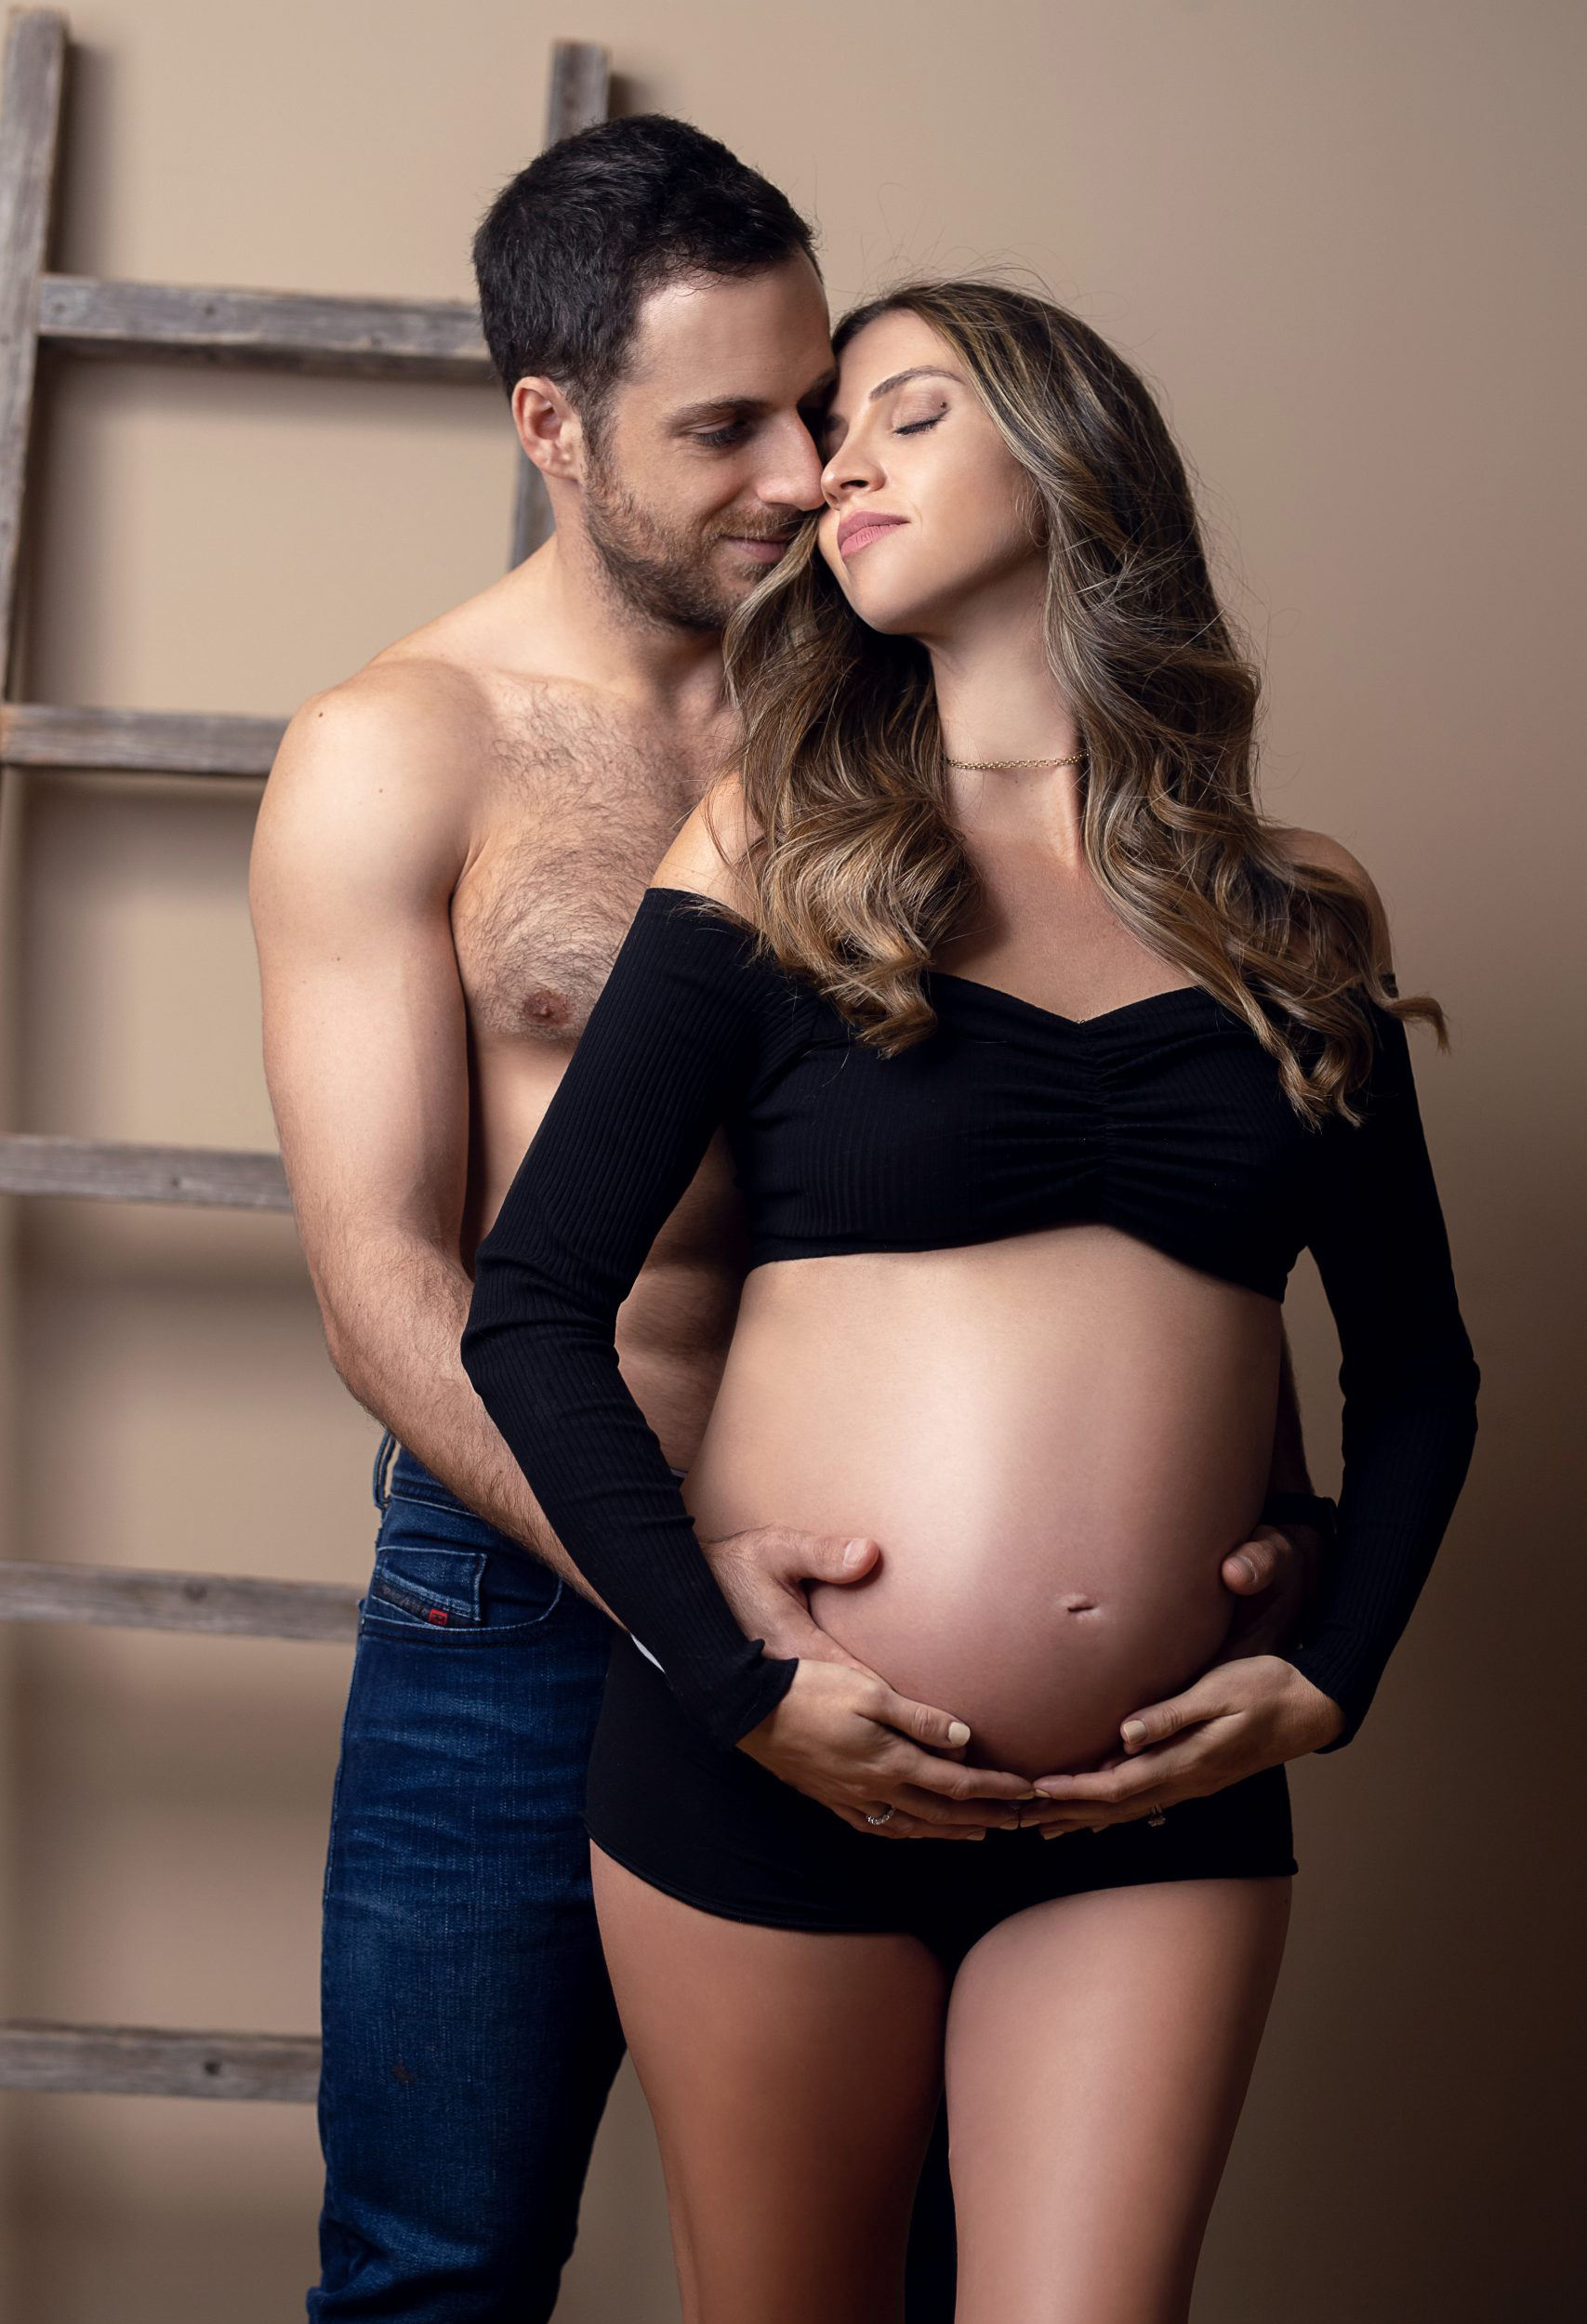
xmin=703 ymin=1524 xmax=1045 ymax=1839
xmin=1211 ymin=1518 xmax=1329 ymax=1662
xmin=699 ymin=1523 xmax=890 ymax=1675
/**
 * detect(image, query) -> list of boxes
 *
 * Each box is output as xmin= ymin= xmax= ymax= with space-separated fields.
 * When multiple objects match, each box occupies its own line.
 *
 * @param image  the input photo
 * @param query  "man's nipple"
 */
xmin=520 ymin=984 xmax=573 ymax=1031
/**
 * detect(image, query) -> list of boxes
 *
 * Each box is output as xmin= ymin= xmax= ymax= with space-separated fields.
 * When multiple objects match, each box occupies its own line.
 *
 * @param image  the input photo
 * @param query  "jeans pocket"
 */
xmin=363 ymin=1542 xmax=566 ymax=1640
xmin=366 ymin=1544 xmax=486 ymax=1630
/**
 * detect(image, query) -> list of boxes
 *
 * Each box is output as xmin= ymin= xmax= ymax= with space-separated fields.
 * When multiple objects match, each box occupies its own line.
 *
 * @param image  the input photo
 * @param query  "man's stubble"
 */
xmin=581 ymin=440 xmax=798 ymax=635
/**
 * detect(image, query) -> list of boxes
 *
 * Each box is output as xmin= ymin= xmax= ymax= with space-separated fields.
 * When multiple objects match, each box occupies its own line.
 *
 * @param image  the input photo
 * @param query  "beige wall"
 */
xmin=1 ymin=1 xmax=1581 ymax=2317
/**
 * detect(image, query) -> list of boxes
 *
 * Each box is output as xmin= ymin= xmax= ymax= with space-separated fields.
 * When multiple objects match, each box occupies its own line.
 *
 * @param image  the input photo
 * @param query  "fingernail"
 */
xmin=1232 ymin=1555 xmax=1256 ymax=1584
xmin=843 ymin=1539 xmax=870 ymax=1567
xmin=1121 ymin=1720 xmax=1147 ymax=1747
xmin=946 ymin=1720 xmax=971 ymax=1745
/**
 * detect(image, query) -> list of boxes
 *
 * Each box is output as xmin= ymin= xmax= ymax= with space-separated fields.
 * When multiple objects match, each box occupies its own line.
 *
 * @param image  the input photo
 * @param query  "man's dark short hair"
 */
xmin=471 ymin=113 xmax=821 ymax=437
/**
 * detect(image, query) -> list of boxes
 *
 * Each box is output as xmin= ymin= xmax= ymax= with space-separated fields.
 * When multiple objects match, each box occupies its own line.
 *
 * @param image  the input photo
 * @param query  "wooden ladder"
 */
xmin=0 ymin=5 xmax=608 ymax=2108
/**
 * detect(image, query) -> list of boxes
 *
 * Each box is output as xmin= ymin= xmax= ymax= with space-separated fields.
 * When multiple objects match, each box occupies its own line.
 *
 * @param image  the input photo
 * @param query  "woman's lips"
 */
xmin=839 ymin=515 xmax=907 ymax=561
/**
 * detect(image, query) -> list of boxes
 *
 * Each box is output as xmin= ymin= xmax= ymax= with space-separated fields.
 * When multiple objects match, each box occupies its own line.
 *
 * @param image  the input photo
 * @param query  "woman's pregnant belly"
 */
xmin=680 ymin=1224 xmax=1285 ymax=1780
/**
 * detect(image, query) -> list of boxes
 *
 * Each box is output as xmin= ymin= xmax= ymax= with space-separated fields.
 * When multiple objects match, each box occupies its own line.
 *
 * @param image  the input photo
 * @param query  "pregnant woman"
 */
xmin=461 ymin=279 xmax=1480 ymax=2323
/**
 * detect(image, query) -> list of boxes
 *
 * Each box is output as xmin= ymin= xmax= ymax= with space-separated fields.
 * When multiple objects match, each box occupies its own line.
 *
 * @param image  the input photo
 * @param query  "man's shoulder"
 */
xmin=254 ymin=653 xmax=491 ymax=915
xmin=276 ymin=649 xmax=491 ymax=788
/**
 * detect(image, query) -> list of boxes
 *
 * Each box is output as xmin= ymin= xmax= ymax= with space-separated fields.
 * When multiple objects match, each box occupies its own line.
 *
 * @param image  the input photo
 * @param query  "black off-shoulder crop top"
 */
xmin=461 ymin=884 xmax=1480 ymax=1757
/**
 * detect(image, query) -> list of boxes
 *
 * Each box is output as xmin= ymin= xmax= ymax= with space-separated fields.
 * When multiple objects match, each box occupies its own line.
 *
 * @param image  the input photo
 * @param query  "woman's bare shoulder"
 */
xmin=1271 ymin=822 xmax=1395 ymax=975
xmin=649 ymin=772 xmax=761 ymax=915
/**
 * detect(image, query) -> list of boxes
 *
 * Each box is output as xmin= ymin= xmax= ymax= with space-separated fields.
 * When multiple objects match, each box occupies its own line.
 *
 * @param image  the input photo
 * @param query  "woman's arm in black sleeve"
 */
xmin=1281 ymin=983 xmax=1482 ymax=1750
xmin=459 ymin=884 xmax=799 ymax=1750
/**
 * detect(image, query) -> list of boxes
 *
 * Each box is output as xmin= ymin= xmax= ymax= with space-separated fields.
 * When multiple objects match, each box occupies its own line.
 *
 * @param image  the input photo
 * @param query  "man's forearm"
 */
xmin=316 ymin=1228 xmax=616 ymax=1612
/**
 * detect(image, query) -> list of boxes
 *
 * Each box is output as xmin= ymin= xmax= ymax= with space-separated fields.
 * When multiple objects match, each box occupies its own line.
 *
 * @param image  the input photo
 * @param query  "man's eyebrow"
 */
xmin=823 ymin=364 xmax=964 ymax=430
xmin=668 ymin=396 xmax=767 ymax=429
xmin=667 ymin=369 xmax=839 ymax=432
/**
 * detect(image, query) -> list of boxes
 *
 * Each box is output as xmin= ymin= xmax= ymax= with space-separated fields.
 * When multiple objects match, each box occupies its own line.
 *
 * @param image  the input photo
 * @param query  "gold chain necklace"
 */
xmin=942 ymin=750 xmax=1088 ymax=771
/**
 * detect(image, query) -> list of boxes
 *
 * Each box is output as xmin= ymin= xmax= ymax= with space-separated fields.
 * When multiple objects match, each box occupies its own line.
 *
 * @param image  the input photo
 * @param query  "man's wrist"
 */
xmin=1259 ymin=1488 xmax=1338 ymax=1538
xmin=1259 ymin=1490 xmax=1336 ymax=1641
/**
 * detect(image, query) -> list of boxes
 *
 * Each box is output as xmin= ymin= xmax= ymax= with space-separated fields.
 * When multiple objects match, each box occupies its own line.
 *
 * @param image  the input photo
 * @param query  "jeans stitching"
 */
xmin=357 ymin=1592 xmax=566 ymax=1640
xmin=371 ymin=1429 xmax=398 ymax=1512
xmin=380 ymin=1483 xmax=517 ymax=1536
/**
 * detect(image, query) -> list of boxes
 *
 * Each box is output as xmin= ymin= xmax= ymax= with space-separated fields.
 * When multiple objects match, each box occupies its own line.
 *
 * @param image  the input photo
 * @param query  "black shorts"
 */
xmin=585 ymin=1632 xmax=1299 ymax=1977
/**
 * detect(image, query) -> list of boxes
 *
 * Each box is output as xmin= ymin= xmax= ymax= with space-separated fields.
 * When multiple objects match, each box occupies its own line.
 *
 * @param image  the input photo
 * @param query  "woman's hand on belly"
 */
xmin=1016 ymin=1654 xmax=1346 ymax=1838
xmin=696 ymin=1513 xmax=1043 ymax=1837
xmin=736 ymin=1659 xmax=1044 ymax=1841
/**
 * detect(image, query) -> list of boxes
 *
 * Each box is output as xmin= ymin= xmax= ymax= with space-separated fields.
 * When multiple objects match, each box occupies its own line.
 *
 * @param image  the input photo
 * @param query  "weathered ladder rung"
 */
xmin=0 ymin=2020 xmax=321 ymax=2103
xmin=0 ymin=1559 xmax=360 ymax=1641
xmin=37 ymin=274 xmax=493 ymax=382
xmin=0 ymin=702 xmax=284 ymax=777
xmin=0 ymin=1133 xmax=290 ymax=1208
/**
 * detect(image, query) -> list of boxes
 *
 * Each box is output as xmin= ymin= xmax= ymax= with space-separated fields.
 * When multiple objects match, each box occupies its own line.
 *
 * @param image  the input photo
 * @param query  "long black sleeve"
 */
xmin=460 ymin=888 xmax=800 ymax=1751
xmin=1282 ymin=983 xmax=1481 ymax=1749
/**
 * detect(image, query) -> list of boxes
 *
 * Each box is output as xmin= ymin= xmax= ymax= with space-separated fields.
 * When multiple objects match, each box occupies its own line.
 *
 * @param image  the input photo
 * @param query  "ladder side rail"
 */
xmin=507 ymin=40 xmax=612 ymax=568
xmin=0 ymin=7 xmax=67 ymax=691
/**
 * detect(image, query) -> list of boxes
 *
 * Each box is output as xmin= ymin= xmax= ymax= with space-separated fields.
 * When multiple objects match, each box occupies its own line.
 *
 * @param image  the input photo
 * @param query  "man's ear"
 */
xmin=511 ymin=376 xmax=588 ymax=482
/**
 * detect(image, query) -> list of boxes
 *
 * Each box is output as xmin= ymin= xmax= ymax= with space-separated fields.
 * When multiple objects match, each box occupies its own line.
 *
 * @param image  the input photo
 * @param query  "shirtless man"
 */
xmin=249 ymin=114 xmax=1331 ymax=2324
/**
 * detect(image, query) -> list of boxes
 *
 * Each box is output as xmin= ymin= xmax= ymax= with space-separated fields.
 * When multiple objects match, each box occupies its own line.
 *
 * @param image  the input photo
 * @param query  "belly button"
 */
xmin=1061 ymin=1593 xmax=1100 ymax=1615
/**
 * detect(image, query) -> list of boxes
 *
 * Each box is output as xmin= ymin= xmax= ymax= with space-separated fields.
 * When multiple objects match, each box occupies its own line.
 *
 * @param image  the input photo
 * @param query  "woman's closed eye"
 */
xmin=894 ymin=406 xmax=947 ymax=436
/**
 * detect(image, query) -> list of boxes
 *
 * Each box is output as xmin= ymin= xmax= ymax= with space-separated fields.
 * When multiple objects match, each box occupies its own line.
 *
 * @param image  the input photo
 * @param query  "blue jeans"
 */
xmin=310 ymin=1433 xmax=959 ymax=2320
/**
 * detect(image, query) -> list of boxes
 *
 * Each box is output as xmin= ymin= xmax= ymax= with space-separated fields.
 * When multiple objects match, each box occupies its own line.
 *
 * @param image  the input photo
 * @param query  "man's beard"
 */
xmin=582 ymin=456 xmax=792 ymax=633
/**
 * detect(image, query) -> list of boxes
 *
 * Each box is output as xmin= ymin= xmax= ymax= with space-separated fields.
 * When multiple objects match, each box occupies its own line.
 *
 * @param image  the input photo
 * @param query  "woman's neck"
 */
xmin=925 ymin=581 xmax=1085 ymax=844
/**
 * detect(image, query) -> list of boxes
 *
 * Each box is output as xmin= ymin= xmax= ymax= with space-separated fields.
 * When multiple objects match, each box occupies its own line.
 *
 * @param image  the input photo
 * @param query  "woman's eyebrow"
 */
xmin=866 ymin=364 xmax=961 ymax=403
xmin=825 ymin=364 xmax=962 ymax=430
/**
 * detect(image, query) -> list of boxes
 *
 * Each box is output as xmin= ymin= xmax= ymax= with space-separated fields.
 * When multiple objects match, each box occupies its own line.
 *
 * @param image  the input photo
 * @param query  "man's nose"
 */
xmin=757 ymin=416 xmax=829 ymax=513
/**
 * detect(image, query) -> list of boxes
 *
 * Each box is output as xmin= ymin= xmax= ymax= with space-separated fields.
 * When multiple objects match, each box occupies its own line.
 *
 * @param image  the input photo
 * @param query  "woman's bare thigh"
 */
xmin=945 ymin=1874 xmax=1293 ymax=2324
xmin=590 ymin=1842 xmax=951 ymax=2324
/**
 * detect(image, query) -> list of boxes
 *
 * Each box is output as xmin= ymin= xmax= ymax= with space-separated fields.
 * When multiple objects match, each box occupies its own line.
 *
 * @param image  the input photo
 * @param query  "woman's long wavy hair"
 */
xmin=705 ymin=276 xmax=1448 ymax=1128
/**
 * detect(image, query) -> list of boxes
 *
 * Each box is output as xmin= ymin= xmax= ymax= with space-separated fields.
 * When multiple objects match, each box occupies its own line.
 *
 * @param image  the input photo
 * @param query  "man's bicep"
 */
xmin=249 ymin=694 xmax=472 ymax=1285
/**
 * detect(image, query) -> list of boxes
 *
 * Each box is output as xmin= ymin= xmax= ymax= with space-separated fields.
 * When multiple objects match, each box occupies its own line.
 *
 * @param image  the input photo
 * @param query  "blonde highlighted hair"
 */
xmin=696 ymin=276 xmax=1447 ymax=1127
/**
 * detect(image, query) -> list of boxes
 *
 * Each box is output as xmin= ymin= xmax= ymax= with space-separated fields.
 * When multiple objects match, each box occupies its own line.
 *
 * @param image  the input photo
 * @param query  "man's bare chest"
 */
xmin=451 ymin=712 xmax=723 ymax=1044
